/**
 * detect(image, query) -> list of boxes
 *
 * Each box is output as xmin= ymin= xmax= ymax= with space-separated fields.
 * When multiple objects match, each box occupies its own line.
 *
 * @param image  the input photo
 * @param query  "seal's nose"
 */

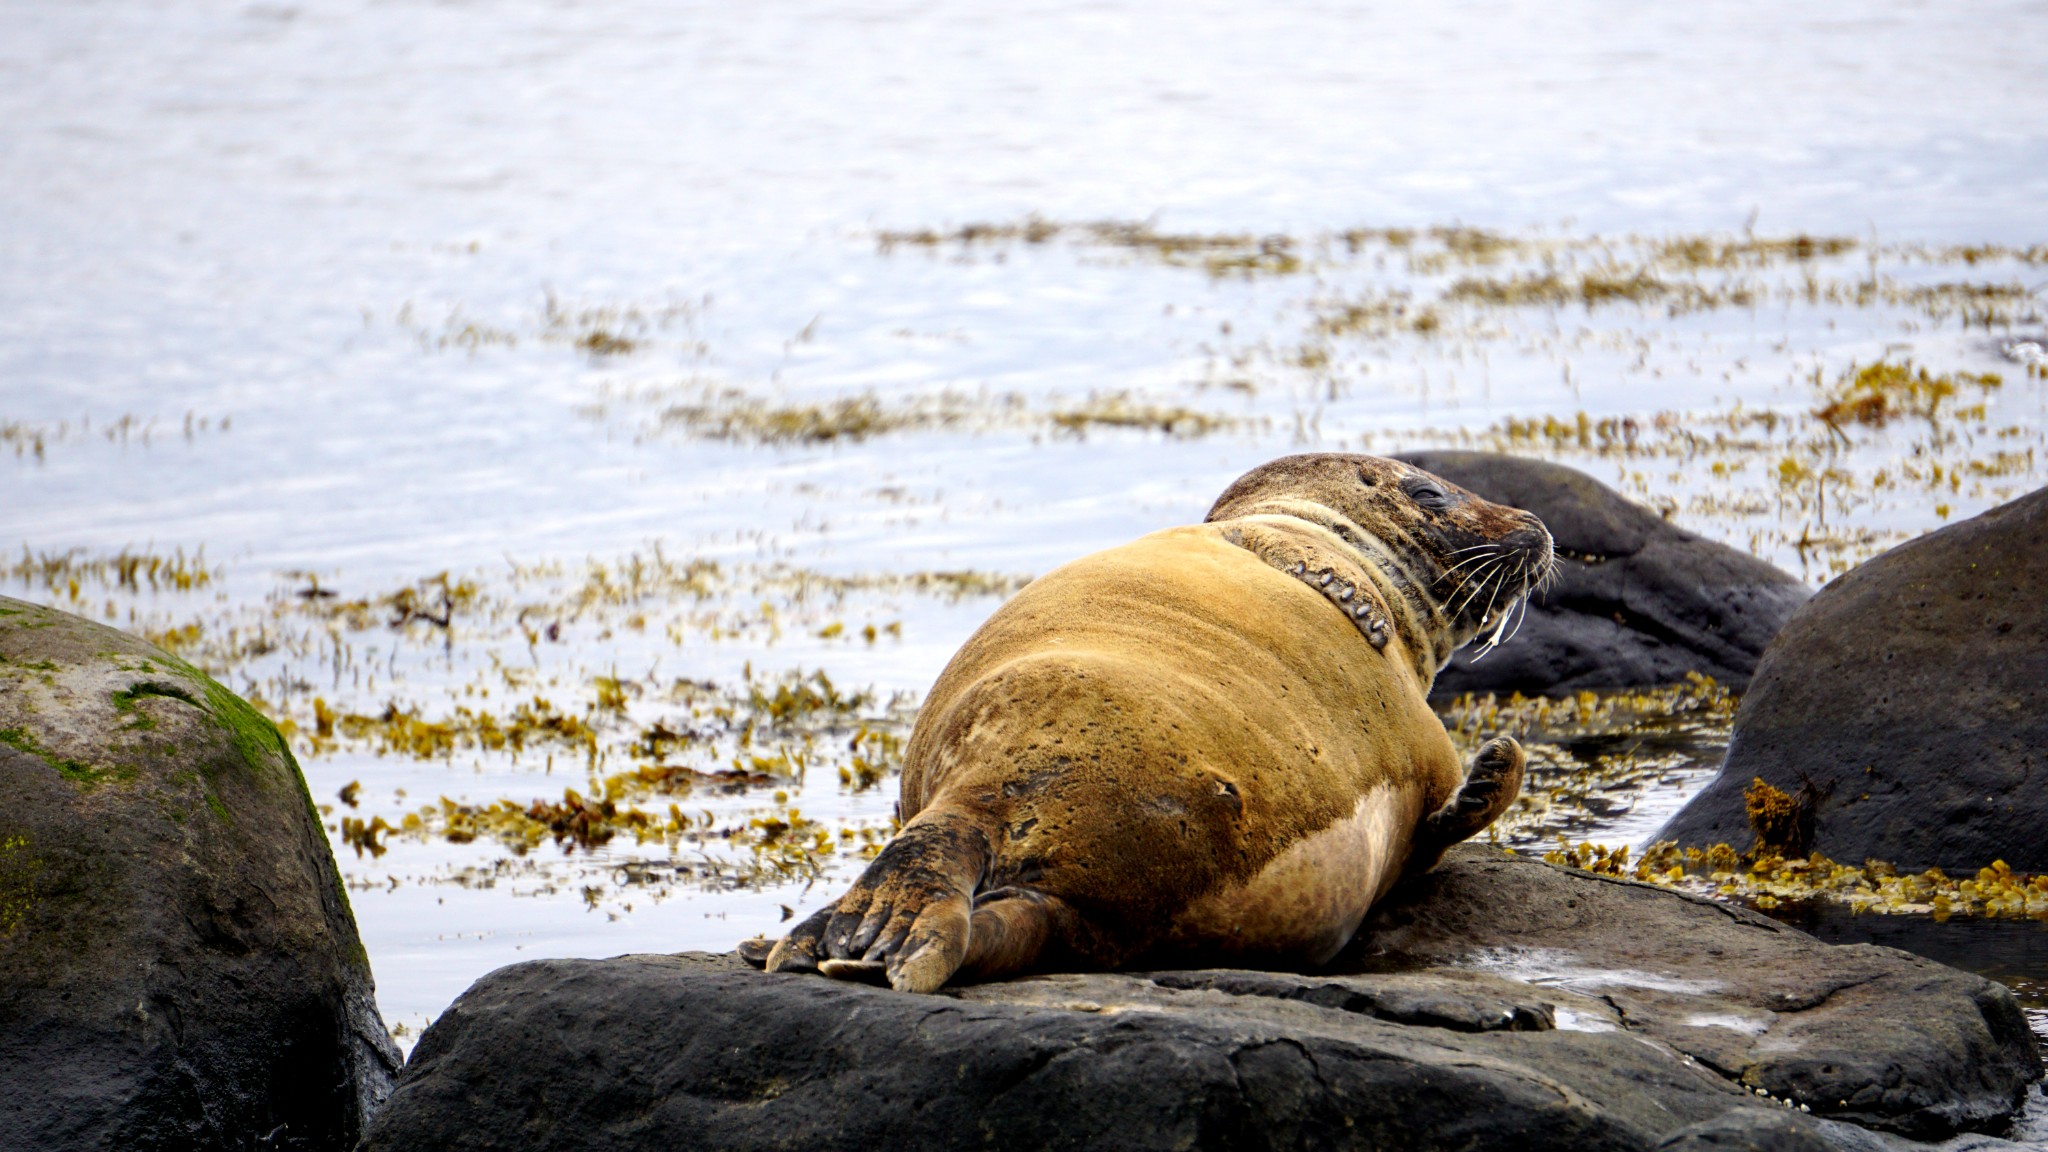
xmin=1505 ymin=514 xmax=1553 ymax=566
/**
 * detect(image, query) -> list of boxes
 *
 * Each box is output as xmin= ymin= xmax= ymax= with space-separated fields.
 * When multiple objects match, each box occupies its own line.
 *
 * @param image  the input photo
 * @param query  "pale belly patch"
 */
xmin=1172 ymin=784 xmax=1419 ymax=965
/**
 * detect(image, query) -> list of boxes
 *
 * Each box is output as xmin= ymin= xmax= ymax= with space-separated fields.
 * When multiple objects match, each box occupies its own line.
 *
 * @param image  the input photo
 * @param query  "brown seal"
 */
xmin=745 ymin=453 xmax=1554 ymax=993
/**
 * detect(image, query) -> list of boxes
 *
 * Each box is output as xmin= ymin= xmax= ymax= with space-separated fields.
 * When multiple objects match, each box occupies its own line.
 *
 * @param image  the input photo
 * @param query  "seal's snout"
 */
xmin=1504 ymin=514 xmax=1555 ymax=576
xmin=1444 ymin=503 xmax=1554 ymax=662
xmin=1503 ymin=517 xmax=1549 ymax=556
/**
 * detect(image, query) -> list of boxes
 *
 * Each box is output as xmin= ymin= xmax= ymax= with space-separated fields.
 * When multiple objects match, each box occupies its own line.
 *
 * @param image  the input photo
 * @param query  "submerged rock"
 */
xmin=0 ymin=596 xmax=399 ymax=1151
xmin=1656 ymin=486 xmax=2048 ymax=871
xmin=1395 ymin=451 xmax=1808 ymax=700
xmin=363 ymin=846 xmax=2038 ymax=1152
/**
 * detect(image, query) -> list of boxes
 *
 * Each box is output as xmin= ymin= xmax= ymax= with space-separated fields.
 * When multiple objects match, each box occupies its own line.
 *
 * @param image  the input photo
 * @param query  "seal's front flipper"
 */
xmin=737 ymin=936 xmax=775 ymax=968
xmin=1429 ymin=735 xmax=1523 ymax=840
xmin=766 ymin=810 xmax=991 ymax=994
xmin=1408 ymin=736 xmax=1525 ymax=876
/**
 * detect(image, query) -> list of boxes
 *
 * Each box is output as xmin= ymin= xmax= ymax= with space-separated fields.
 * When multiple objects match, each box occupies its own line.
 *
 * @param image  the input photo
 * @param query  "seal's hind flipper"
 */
xmin=816 ymin=957 xmax=889 ymax=984
xmin=956 ymin=887 xmax=1079 ymax=985
xmin=1407 ymin=736 xmax=1525 ymax=876
xmin=767 ymin=810 xmax=992 ymax=994
xmin=763 ymin=905 xmax=833 ymax=974
xmin=736 ymin=936 xmax=775 ymax=968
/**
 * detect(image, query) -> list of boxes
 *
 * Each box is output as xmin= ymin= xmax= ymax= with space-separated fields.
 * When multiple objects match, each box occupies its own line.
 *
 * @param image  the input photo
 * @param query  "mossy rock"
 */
xmin=0 ymin=595 xmax=399 ymax=1151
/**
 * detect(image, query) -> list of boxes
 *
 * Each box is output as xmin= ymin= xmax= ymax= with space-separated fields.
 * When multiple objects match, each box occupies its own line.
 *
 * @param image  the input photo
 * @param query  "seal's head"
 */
xmin=1206 ymin=453 xmax=1554 ymax=676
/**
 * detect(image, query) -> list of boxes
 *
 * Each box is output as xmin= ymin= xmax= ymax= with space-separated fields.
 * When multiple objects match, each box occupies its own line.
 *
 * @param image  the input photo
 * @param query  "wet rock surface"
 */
xmin=0 ymin=596 xmax=399 ymax=1152
xmin=1396 ymin=451 xmax=1809 ymax=700
xmin=364 ymin=846 xmax=2039 ymax=1152
xmin=1656 ymin=486 xmax=2048 ymax=871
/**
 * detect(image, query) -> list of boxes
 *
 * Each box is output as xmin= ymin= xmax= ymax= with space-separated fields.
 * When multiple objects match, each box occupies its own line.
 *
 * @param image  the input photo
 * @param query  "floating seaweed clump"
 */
xmin=1548 ymin=838 xmax=2048 ymax=921
xmin=540 ymin=293 xmax=700 ymax=356
xmin=341 ymin=778 xmax=898 ymax=889
xmin=743 ymin=668 xmax=870 ymax=726
xmin=1441 ymin=267 xmax=1758 ymax=314
xmin=1814 ymin=360 xmax=2002 ymax=428
xmin=1438 ymin=674 xmax=1737 ymax=743
xmin=290 ymin=571 xmax=482 ymax=635
xmin=294 ymin=695 xmax=600 ymax=763
xmin=1546 ymin=777 xmax=2048 ymax=921
xmin=660 ymin=392 xmax=966 ymax=444
xmin=2 ymin=421 xmax=55 ymax=461
xmin=637 ymin=382 xmax=1242 ymax=446
xmin=1900 ymin=281 xmax=2037 ymax=329
xmin=307 ymin=662 xmax=914 ymax=886
xmin=1437 ymin=676 xmax=1737 ymax=847
xmin=1652 ymin=233 xmax=1857 ymax=268
xmin=1 ymin=412 xmax=227 ymax=462
xmin=785 ymin=569 xmax=1031 ymax=601
xmin=1048 ymin=392 xmax=1237 ymax=438
xmin=285 ymin=665 xmax=903 ymax=772
xmin=1311 ymin=293 xmax=1443 ymax=339
xmin=7 ymin=546 xmax=218 ymax=596
xmin=877 ymin=218 xmax=1299 ymax=277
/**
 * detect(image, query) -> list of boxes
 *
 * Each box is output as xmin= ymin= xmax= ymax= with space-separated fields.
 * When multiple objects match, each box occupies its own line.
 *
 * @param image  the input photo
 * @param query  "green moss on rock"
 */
xmin=157 ymin=654 xmax=296 ymax=786
xmin=0 ymin=593 xmax=398 ymax=1146
xmin=0 ymin=726 xmax=120 ymax=788
xmin=110 ymin=680 xmax=200 ymax=731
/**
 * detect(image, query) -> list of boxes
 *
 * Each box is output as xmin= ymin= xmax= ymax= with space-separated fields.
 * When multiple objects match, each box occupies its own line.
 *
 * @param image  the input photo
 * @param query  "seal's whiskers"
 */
xmin=1468 ymin=553 xmax=1543 ymax=661
xmin=1466 ymin=569 xmax=1513 ymax=659
xmin=1436 ymin=546 xmax=1505 ymax=584
xmin=1503 ymin=580 xmax=1534 ymax=645
xmin=1448 ymin=555 xmax=1511 ymax=620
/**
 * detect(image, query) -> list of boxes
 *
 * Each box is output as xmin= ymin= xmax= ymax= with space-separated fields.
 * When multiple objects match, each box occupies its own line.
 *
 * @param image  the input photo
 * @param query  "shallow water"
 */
xmin=5 ymin=0 xmax=2048 ymax=1068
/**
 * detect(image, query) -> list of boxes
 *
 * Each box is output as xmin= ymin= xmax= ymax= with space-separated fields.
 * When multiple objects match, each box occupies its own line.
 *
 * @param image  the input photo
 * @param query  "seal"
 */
xmin=745 ymin=453 xmax=1554 ymax=993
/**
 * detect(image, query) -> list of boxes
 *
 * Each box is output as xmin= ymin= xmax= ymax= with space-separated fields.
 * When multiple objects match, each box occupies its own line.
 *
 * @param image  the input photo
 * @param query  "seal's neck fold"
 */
xmin=1220 ymin=507 xmax=1452 ymax=689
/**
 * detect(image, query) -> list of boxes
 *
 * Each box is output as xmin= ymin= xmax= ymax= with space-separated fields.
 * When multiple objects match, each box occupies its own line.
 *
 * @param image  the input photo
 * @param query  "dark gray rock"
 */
xmin=1395 ymin=451 xmax=1809 ymax=699
xmin=1655 ymin=486 xmax=2048 ymax=871
xmin=362 ymin=846 xmax=2038 ymax=1152
xmin=1341 ymin=847 xmax=2040 ymax=1141
xmin=1656 ymin=1109 xmax=1838 ymax=1151
xmin=0 ymin=596 xmax=399 ymax=1151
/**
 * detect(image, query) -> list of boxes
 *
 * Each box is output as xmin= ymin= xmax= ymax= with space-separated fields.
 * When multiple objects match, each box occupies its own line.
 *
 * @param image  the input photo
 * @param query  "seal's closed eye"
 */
xmin=1403 ymin=477 xmax=1452 ymax=509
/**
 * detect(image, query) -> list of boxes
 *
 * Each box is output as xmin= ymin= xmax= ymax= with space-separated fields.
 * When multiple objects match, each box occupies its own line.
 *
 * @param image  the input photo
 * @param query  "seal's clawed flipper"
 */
xmin=764 ymin=811 xmax=992 ymax=994
xmin=736 ymin=936 xmax=775 ymax=967
xmin=1407 ymin=736 xmax=1525 ymax=876
xmin=958 ymin=887 xmax=1080 ymax=984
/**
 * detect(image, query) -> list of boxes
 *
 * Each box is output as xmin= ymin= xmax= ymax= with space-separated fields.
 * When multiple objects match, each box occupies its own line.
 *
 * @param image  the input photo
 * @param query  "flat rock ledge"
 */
xmin=365 ymin=848 xmax=2041 ymax=1152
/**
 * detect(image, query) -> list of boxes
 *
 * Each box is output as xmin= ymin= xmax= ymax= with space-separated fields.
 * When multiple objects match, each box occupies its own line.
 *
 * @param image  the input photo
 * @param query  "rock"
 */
xmin=0 ymin=596 xmax=399 ymax=1151
xmin=362 ymin=846 xmax=2038 ymax=1152
xmin=1394 ymin=451 xmax=1809 ymax=699
xmin=1655 ymin=1109 xmax=1838 ymax=1151
xmin=1654 ymin=487 xmax=2048 ymax=870
xmin=1340 ymin=847 xmax=2040 ymax=1141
